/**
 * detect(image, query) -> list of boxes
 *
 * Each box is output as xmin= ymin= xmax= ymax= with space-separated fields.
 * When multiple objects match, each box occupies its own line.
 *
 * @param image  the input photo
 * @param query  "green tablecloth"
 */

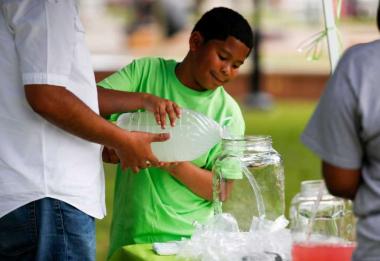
xmin=109 ymin=244 xmax=179 ymax=261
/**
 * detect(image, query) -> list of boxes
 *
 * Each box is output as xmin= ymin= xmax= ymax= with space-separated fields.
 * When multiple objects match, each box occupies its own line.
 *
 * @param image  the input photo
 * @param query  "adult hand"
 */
xmin=103 ymin=145 xmax=180 ymax=170
xmin=142 ymin=94 xmax=181 ymax=129
xmin=114 ymin=131 xmax=170 ymax=173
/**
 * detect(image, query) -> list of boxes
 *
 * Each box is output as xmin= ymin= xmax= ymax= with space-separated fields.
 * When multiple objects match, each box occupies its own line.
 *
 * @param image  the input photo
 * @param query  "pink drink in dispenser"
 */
xmin=292 ymin=242 xmax=355 ymax=261
xmin=290 ymin=180 xmax=356 ymax=261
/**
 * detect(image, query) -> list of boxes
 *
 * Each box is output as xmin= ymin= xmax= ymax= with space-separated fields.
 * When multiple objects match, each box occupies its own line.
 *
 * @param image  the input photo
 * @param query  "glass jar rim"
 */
xmin=221 ymin=135 xmax=273 ymax=152
xmin=222 ymin=135 xmax=271 ymax=142
xmin=300 ymin=179 xmax=331 ymax=197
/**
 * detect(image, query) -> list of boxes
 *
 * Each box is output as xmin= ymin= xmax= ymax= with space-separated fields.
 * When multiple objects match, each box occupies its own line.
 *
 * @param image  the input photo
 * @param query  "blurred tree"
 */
xmin=246 ymin=0 xmax=273 ymax=110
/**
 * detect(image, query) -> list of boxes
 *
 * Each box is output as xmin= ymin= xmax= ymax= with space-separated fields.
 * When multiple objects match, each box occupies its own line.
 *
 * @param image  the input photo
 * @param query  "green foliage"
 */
xmin=96 ymin=163 xmax=116 ymax=261
xmin=96 ymin=100 xmax=322 ymax=260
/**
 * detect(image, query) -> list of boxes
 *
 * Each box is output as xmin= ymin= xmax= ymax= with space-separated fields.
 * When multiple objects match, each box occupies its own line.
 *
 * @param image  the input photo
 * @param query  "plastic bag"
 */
xmin=176 ymin=214 xmax=292 ymax=261
xmin=116 ymin=108 xmax=223 ymax=161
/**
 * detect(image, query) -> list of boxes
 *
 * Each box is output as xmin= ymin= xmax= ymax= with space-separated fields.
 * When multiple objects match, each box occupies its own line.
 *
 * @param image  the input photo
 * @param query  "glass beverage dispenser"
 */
xmin=290 ymin=180 xmax=356 ymax=261
xmin=212 ymin=136 xmax=285 ymax=231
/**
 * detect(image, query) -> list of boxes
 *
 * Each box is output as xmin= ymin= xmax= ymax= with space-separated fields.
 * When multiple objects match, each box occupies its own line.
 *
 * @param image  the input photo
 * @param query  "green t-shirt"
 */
xmin=98 ymin=57 xmax=245 ymax=258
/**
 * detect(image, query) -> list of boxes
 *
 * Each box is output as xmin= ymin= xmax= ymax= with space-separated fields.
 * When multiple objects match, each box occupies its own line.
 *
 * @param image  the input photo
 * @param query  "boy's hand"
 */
xmin=159 ymin=162 xmax=180 ymax=171
xmin=102 ymin=146 xmax=120 ymax=164
xmin=142 ymin=94 xmax=181 ymax=129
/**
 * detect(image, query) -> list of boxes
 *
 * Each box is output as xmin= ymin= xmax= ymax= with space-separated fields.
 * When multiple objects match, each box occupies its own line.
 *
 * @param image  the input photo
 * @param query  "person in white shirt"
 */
xmin=0 ymin=0 xmax=180 ymax=260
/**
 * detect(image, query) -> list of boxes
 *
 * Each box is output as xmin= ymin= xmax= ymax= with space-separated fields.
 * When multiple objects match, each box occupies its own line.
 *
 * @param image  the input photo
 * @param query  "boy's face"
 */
xmin=188 ymin=32 xmax=250 ymax=91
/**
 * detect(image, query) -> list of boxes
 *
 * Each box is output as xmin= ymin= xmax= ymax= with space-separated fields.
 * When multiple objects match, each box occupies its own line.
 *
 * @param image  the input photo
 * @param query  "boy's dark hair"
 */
xmin=192 ymin=7 xmax=253 ymax=51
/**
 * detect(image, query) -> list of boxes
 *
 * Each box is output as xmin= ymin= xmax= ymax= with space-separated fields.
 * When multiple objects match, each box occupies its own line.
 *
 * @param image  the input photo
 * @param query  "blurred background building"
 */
xmin=79 ymin=0 xmax=378 ymax=103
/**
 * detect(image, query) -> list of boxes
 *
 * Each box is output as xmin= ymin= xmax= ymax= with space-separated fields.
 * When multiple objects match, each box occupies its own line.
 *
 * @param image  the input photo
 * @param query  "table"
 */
xmin=109 ymin=243 xmax=178 ymax=261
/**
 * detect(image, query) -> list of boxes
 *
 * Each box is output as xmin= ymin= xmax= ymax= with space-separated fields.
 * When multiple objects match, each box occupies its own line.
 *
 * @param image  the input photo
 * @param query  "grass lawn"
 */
xmin=96 ymin=100 xmax=322 ymax=260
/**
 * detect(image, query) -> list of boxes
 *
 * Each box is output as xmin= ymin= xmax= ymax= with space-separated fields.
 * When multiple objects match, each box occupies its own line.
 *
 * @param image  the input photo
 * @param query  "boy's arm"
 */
xmin=97 ymin=86 xmax=181 ymax=128
xmin=25 ymin=84 xmax=169 ymax=172
xmin=163 ymin=162 xmax=213 ymax=200
xmin=322 ymin=161 xmax=361 ymax=200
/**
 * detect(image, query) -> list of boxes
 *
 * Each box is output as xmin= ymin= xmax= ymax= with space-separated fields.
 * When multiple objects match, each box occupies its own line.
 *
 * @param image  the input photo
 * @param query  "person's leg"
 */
xmin=0 ymin=198 xmax=95 ymax=261
xmin=0 ymin=202 xmax=38 ymax=260
xmin=59 ymin=200 xmax=95 ymax=260
xmin=35 ymin=198 xmax=95 ymax=261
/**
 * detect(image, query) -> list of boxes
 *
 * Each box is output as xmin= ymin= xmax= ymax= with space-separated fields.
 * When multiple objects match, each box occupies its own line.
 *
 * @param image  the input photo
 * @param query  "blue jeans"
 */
xmin=0 ymin=198 xmax=95 ymax=261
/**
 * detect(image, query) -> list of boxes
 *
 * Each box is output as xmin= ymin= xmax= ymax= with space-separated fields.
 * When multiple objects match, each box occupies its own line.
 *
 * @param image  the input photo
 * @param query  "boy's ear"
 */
xmin=189 ymin=31 xmax=204 ymax=51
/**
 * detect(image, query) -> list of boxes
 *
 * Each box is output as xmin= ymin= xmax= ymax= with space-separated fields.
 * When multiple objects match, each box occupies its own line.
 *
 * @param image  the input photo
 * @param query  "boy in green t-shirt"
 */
xmin=97 ymin=7 xmax=253 ymax=259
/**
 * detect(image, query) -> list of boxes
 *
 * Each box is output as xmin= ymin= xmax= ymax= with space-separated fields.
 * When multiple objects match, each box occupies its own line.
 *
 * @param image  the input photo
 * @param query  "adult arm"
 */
xmin=25 ymin=84 xmax=168 ymax=172
xmin=301 ymin=48 xmax=363 ymax=200
xmin=97 ymin=86 xmax=181 ymax=128
xmin=97 ymin=87 xmax=147 ymax=116
xmin=3 ymin=0 xmax=169 ymax=172
xmin=322 ymin=161 xmax=361 ymax=200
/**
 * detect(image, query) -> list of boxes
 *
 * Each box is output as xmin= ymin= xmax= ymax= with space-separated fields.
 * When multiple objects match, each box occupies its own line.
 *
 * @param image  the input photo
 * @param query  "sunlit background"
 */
xmin=75 ymin=0 xmax=379 ymax=259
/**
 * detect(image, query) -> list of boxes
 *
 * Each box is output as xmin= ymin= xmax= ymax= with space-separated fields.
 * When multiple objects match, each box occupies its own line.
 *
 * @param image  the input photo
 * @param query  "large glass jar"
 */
xmin=290 ymin=180 xmax=356 ymax=241
xmin=212 ymin=136 xmax=285 ymax=231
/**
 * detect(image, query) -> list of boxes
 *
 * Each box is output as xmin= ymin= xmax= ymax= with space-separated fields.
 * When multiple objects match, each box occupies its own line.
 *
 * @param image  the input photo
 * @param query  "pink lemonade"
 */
xmin=292 ymin=242 xmax=356 ymax=261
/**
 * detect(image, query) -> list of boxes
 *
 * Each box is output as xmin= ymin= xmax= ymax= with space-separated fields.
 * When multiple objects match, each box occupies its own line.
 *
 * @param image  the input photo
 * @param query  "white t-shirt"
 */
xmin=0 ymin=0 xmax=105 ymax=219
xmin=302 ymin=39 xmax=380 ymax=260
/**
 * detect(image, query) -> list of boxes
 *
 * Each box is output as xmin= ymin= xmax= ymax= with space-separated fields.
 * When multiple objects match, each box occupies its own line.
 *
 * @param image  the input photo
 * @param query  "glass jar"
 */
xmin=212 ymin=136 xmax=285 ymax=231
xmin=290 ymin=180 xmax=356 ymax=242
